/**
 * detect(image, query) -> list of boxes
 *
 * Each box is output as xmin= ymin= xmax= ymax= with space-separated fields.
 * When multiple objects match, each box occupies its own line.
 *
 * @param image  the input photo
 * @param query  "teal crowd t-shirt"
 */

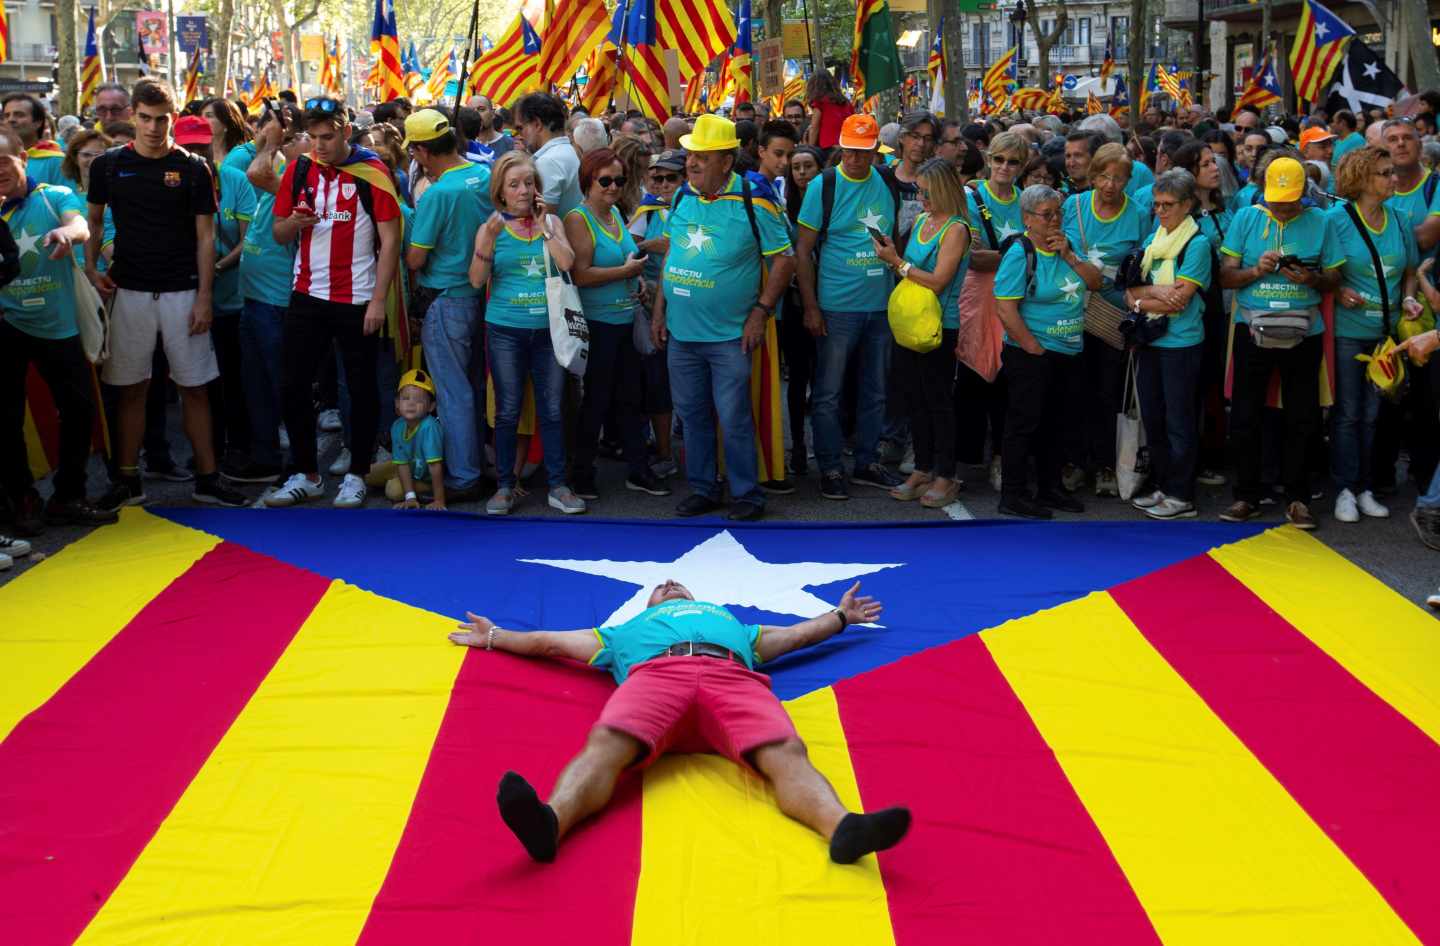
xmin=662 ymin=173 xmax=791 ymax=343
xmin=1141 ymin=229 xmax=1213 ymax=349
xmin=796 ymin=166 xmax=896 ymax=312
xmin=902 ymin=213 xmax=970 ymax=329
xmin=1331 ymin=131 xmax=1364 ymax=171
xmin=238 ymin=146 xmax=298 ymax=307
xmin=1228 ymin=182 xmax=1260 ymax=215
xmin=390 ymin=414 xmax=445 ymax=482
xmin=411 ymin=161 xmax=493 ymax=297
xmin=73 ymin=205 xmax=113 ymax=273
xmin=589 ymin=599 xmax=762 ymax=685
xmin=1063 ymin=190 xmax=1146 ymax=305
xmin=0 ymin=182 xmax=86 ymax=339
xmin=215 ymin=164 xmax=257 ymax=313
xmin=1126 ymin=161 xmax=1154 ymax=196
xmin=1385 ymin=168 xmax=1440 ymax=231
xmin=25 ymin=147 xmax=66 ymax=187
xmin=486 ymin=224 xmax=549 ymax=329
xmin=569 ymin=203 xmax=639 ymax=325
xmin=965 ymin=180 xmax=1023 ymax=250
xmin=1220 ymin=203 xmax=1342 ymax=335
xmin=994 ymin=238 xmax=1087 ymax=355
xmin=1326 ymin=202 xmax=1418 ymax=340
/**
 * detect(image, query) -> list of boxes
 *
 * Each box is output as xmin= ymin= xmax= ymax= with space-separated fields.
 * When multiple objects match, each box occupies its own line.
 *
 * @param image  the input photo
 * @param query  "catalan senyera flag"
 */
xmin=1236 ymin=51 xmax=1282 ymax=112
xmin=467 ymin=12 xmax=544 ymax=107
xmin=0 ymin=0 xmax=9 ymax=65
xmin=983 ymin=46 xmax=1017 ymax=102
xmin=1290 ymin=0 xmax=1355 ymax=105
xmin=1100 ymin=32 xmax=1115 ymax=83
xmin=80 ymin=8 xmax=102 ymax=110
xmin=319 ymin=35 xmax=342 ymax=95
xmin=615 ymin=0 xmax=672 ymax=122
xmin=1007 ymin=87 xmax=1051 ymax=111
xmin=1138 ymin=62 xmax=1158 ymax=114
xmin=371 ymin=0 xmax=406 ymax=102
xmin=1155 ymin=62 xmax=1181 ymax=101
xmin=655 ymin=0 xmax=736 ymax=82
xmin=5 ymin=505 xmax=1438 ymax=945
xmin=1086 ymin=89 xmax=1102 ymax=114
xmin=182 ymin=49 xmax=204 ymax=105
xmin=728 ymin=0 xmax=754 ymax=105
xmin=581 ymin=41 xmax=619 ymax=114
xmin=426 ymin=45 xmax=457 ymax=103
xmin=540 ymin=0 xmax=607 ymax=88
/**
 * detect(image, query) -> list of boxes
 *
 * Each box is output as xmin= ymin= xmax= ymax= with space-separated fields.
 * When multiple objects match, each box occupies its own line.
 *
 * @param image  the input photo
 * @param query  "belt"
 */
xmin=650 ymin=641 xmax=747 ymax=666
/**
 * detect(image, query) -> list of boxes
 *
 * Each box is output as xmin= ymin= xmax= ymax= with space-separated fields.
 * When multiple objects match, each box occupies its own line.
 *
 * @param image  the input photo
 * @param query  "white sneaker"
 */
xmin=1147 ymin=496 xmax=1197 ymax=520
xmin=988 ymin=456 xmax=1003 ymax=492
xmin=328 ymin=448 xmax=352 ymax=476
xmin=899 ymin=443 xmax=916 ymax=475
xmin=1357 ymin=490 xmax=1390 ymax=519
xmin=1428 ymin=587 xmax=1440 ymax=610
xmin=0 ymin=551 xmax=12 ymax=571
xmin=1132 ymin=489 xmax=1165 ymax=510
xmin=548 ymin=486 xmax=587 ymax=515
xmin=0 ymin=535 xmax=32 ymax=558
xmin=263 ymin=473 xmax=324 ymax=507
xmin=1334 ymin=488 xmax=1359 ymax=523
xmin=333 ymin=473 xmax=367 ymax=508
xmin=486 ymin=488 xmax=515 ymax=515
xmin=318 ymin=408 xmax=343 ymax=432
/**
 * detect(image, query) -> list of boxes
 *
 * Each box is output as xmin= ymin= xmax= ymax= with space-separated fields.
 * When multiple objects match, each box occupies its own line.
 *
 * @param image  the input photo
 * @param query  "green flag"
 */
xmin=851 ymin=0 xmax=902 ymax=99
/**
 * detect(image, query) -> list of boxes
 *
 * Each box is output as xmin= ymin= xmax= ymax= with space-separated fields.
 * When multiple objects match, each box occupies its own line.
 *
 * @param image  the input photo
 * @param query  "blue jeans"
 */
xmin=811 ymin=310 xmax=891 ymax=475
xmin=1331 ymin=335 xmax=1382 ymax=493
xmin=667 ymin=337 xmax=763 ymax=505
xmin=240 ymin=298 xmax=285 ymax=466
xmin=1135 ymin=344 xmax=1204 ymax=502
xmin=421 ymin=295 xmax=484 ymax=489
xmin=488 ymin=324 xmax=566 ymax=489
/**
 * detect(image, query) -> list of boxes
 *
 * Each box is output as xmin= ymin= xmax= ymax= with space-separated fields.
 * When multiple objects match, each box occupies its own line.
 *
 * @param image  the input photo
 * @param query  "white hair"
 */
xmin=1077 ymin=113 xmax=1122 ymax=144
xmin=573 ymin=117 xmax=610 ymax=155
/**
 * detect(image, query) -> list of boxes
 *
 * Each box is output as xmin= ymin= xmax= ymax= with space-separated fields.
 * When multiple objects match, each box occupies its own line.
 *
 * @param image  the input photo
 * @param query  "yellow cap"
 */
xmin=679 ymin=114 xmax=740 ymax=152
xmin=401 ymin=109 xmax=451 ymax=149
xmin=1264 ymin=156 xmax=1305 ymax=203
xmin=397 ymin=368 xmax=436 ymax=396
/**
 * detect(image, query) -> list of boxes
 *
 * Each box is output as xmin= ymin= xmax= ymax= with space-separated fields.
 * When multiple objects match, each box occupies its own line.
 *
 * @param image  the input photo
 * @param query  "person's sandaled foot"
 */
xmin=829 ymin=806 xmax=912 ymax=864
xmin=497 ymin=771 xmax=559 ymax=863
xmin=889 ymin=473 xmax=933 ymax=501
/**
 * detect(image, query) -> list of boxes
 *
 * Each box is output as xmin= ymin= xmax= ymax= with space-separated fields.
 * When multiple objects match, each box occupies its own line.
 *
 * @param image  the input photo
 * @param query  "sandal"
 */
xmin=889 ymin=476 xmax=933 ymax=501
xmin=920 ymin=481 xmax=962 ymax=508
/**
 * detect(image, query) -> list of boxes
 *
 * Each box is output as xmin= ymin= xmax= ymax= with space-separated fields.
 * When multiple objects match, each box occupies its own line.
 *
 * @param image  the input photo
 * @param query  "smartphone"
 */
xmin=1277 ymin=254 xmax=1317 ymax=270
xmin=866 ymin=226 xmax=886 ymax=243
xmin=632 ymin=250 xmax=649 ymax=261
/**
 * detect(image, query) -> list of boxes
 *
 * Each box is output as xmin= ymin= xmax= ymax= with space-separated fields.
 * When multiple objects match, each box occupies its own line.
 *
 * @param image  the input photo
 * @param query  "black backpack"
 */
xmin=997 ymin=233 xmax=1037 ymax=297
xmin=814 ymin=165 xmax=903 ymax=253
xmin=968 ymin=181 xmax=1000 ymax=249
xmin=669 ymin=175 xmax=764 ymax=257
xmin=0 ymin=217 xmax=19 ymax=289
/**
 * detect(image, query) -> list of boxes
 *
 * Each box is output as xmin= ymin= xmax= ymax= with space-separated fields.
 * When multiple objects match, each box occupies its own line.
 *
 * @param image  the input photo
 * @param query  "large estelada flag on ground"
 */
xmin=1289 ymin=0 xmax=1355 ymax=105
xmin=2 ymin=508 xmax=1439 ymax=943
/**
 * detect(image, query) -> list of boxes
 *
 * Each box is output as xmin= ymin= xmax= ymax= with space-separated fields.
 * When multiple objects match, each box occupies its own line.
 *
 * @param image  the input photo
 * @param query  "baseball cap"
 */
xmin=650 ymin=149 xmax=685 ymax=171
xmin=402 ymin=109 xmax=452 ymax=149
xmin=838 ymin=114 xmax=880 ymax=150
xmin=1298 ymin=126 xmax=1337 ymax=150
xmin=173 ymin=115 xmax=212 ymax=146
xmin=397 ymin=368 xmax=436 ymax=396
xmin=1265 ymin=156 xmax=1306 ymax=203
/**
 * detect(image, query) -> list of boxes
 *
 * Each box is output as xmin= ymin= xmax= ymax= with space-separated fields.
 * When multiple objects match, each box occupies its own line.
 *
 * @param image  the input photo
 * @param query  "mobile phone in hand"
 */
xmin=866 ymin=226 xmax=886 ymax=243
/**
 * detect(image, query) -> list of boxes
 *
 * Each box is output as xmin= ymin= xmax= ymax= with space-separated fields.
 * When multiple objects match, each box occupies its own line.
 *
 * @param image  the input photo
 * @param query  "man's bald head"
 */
xmin=663 ymin=116 xmax=689 ymax=150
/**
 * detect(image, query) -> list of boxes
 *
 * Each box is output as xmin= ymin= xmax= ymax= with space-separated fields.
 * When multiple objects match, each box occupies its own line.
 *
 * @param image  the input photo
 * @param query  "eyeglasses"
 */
xmin=904 ymin=131 xmax=934 ymax=144
xmin=1028 ymin=209 xmax=1061 ymax=222
xmin=1093 ymin=173 xmax=1128 ymax=186
xmin=651 ymin=173 xmax=679 ymax=183
xmin=992 ymin=155 xmax=1024 ymax=167
xmin=304 ymin=98 xmax=341 ymax=114
xmin=597 ymin=175 xmax=627 ymax=189
xmin=95 ymin=105 xmax=128 ymax=117
xmin=1151 ymin=200 xmax=1181 ymax=212
xmin=78 ymin=150 xmax=107 ymax=160
xmin=941 ymin=136 xmax=963 ymax=146
xmin=1374 ymin=167 xmax=1398 ymax=177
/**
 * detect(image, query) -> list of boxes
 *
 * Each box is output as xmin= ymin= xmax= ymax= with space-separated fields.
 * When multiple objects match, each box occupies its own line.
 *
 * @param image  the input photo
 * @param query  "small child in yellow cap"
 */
xmin=388 ymin=369 xmax=447 ymax=510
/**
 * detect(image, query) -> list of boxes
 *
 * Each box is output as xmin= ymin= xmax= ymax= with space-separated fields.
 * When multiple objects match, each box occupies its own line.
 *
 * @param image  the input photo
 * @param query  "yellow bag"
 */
xmin=887 ymin=279 xmax=942 ymax=353
xmin=1354 ymin=336 xmax=1407 ymax=402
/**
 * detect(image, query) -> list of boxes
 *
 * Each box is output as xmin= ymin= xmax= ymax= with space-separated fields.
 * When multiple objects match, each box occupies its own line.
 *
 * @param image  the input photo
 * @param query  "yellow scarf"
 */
xmin=1140 ymin=214 xmax=1198 ymax=285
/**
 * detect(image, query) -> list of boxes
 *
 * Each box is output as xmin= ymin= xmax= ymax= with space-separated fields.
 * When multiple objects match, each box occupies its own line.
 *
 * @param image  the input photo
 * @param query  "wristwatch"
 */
xmin=1131 ymin=296 xmax=1143 ymax=314
xmin=752 ymin=301 xmax=774 ymax=316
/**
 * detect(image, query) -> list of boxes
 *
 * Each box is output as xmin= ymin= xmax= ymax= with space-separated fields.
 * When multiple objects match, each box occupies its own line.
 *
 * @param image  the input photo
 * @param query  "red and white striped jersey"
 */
xmin=274 ymin=160 xmax=401 ymax=305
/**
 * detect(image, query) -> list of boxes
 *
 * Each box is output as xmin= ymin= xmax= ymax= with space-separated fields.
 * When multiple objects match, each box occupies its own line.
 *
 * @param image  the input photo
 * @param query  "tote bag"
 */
xmin=1116 ymin=352 xmax=1147 ymax=500
xmin=543 ymin=234 xmax=589 ymax=377
xmin=37 ymin=187 xmax=109 ymax=365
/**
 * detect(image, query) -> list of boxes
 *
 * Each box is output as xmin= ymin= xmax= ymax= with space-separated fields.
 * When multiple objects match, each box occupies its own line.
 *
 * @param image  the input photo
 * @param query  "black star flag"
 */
xmin=1324 ymin=37 xmax=1404 ymax=115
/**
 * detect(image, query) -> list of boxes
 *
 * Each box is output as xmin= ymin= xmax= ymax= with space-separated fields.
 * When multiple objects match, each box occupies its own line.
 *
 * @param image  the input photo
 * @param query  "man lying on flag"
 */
xmin=449 ymin=580 xmax=912 ymax=865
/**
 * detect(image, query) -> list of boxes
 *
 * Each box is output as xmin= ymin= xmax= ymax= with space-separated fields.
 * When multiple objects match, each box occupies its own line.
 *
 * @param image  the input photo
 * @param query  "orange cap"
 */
xmin=1298 ymin=126 xmax=1337 ymax=150
xmin=838 ymin=114 xmax=880 ymax=151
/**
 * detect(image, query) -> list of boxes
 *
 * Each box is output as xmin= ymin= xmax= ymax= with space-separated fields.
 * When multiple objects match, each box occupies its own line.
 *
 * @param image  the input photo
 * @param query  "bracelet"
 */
xmin=831 ymin=606 xmax=848 ymax=632
xmin=404 ymin=490 xmax=417 ymax=501
xmin=752 ymin=301 xmax=774 ymax=316
xmin=486 ymin=626 xmax=496 ymax=651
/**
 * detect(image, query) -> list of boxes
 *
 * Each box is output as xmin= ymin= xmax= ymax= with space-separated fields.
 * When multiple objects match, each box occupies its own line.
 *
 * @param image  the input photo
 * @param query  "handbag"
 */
xmin=1115 ymin=352 xmax=1147 ymax=501
xmin=1074 ymin=206 xmax=1127 ymax=351
xmin=37 ymin=187 xmax=109 ymax=365
xmin=958 ymin=270 xmax=1003 ymax=382
xmin=542 ymin=231 xmax=589 ymax=377
xmin=887 ymin=278 xmax=942 ymax=353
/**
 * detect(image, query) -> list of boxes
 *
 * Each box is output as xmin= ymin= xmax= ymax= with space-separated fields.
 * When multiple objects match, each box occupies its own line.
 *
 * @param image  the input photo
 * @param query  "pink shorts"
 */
xmin=596 ymin=656 xmax=799 ymax=768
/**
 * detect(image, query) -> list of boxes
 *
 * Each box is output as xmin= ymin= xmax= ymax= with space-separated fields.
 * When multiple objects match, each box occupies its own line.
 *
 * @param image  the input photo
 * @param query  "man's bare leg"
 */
xmin=752 ymin=738 xmax=911 ymax=864
xmin=497 ymin=726 xmax=643 ymax=863
xmin=116 ymin=381 xmax=150 ymax=470
xmin=178 ymin=385 xmax=217 ymax=476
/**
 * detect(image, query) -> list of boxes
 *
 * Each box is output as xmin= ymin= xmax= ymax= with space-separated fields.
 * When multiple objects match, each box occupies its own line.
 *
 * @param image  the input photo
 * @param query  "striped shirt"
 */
xmin=275 ymin=158 xmax=401 ymax=305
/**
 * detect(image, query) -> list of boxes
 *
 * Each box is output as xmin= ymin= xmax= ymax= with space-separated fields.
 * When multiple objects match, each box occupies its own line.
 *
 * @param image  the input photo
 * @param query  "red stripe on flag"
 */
xmin=356 ymin=651 xmax=640 ymax=942
xmin=834 ymin=636 xmax=1163 ymax=945
xmin=0 ymin=543 xmax=330 ymax=946
xmin=663 ymin=0 xmax=722 ymax=76
xmin=1110 ymin=554 xmax=1440 ymax=941
xmin=25 ymin=365 xmax=61 ymax=468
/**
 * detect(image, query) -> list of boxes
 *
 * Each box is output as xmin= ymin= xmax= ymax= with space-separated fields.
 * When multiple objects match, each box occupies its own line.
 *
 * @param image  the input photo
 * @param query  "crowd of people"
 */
xmin=2 ymin=75 xmax=1438 ymax=603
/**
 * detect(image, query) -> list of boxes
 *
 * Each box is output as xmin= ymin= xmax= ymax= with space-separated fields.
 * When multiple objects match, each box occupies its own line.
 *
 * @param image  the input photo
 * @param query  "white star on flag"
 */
xmin=14 ymin=230 xmax=40 ymax=259
xmin=522 ymin=256 xmax=544 ymax=277
xmin=1315 ymin=21 xmax=1329 ymax=38
xmin=1060 ymin=276 xmax=1082 ymax=302
xmin=859 ymin=208 xmax=885 ymax=231
xmin=684 ymin=226 xmax=711 ymax=251
xmin=521 ymin=529 xmax=903 ymax=628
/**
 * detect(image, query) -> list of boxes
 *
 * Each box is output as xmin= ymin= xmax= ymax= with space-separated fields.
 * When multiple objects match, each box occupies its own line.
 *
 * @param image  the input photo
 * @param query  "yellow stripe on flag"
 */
xmin=0 ymin=508 xmax=217 ymax=744
xmin=982 ymin=592 xmax=1422 ymax=946
xmin=631 ymin=686 xmax=896 ymax=945
xmin=1211 ymin=528 xmax=1440 ymax=747
xmin=75 ymin=582 xmax=466 ymax=945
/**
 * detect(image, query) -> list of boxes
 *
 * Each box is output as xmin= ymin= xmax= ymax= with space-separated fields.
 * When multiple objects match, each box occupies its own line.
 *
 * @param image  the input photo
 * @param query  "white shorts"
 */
xmin=102 ymin=287 xmax=220 ymax=388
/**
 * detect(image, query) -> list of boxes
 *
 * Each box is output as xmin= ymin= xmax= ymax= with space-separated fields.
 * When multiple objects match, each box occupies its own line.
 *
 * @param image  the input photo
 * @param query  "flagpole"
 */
xmin=455 ymin=0 xmax=481 ymax=108
xmin=800 ymin=0 xmax=818 ymax=74
xmin=612 ymin=2 xmax=632 ymax=113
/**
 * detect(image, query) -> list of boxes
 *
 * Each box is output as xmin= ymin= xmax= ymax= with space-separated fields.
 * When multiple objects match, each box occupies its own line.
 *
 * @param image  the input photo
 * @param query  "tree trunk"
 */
xmin=945 ymin=12 xmax=968 ymax=121
xmin=1403 ymin=0 xmax=1440 ymax=91
xmin=57 ymin=0 xmax=79 ymax=116
xmin=1025 ymin=0 xmax=1067 ymax=90
xmin=1128 ymin=0 xmax=1146 ymax=126
xmin=215 ymin=0 xmax=235 ymax=98
xmin=267 ymin=0 xmax=297 ymax=91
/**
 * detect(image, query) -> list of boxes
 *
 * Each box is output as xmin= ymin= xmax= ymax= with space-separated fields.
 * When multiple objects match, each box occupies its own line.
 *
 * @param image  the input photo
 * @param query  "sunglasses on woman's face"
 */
xmin=597 ymin=175 xmax=627 ymax=189
xmin=992 ymin=155 xmax=1023 ymax=167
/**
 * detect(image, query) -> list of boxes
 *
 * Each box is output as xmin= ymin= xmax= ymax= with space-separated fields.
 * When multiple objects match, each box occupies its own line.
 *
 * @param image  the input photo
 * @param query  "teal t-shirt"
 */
xmin=1326 ymin=202 xmax=1418 ymax=340
xmin=1385 ymin=168 xmax=1440 ymax=232
xmin=390 ymin=414 xmax=444 ymax=482
xmin=1220 ymin=203 xmax=1342 ymax=335
xmin=215 ymin=164 xmax=256 ymax=313
xmin=73 ymin=206 xmax=114 ymax=273
xmin=629 ymin=202 xmax=668 ymax=285
xmin=589 ymin=599 xmax=762 ymax=685
xmin=238 ymin=146 xmax=298 ymax=307
xmin=1125 ymin=160 xmax=1154 ymax=196
xmin=569 ymin=203 xmax=638 ymax=325
xmin=1331 ymin=132 xmax=1364 ymax=171
xmin=902 ymin=213 xmax=970 ymax=329
xmin=486 ymin=224 xmax=549 ymax=329
xmin=1130 ymin=184 xmax=1153 ymax=219
xmin=221 ymin=145 xmax=253 ymax=177
xmin=26 ymin=149 xmax=66 ymax=187
xmin=411 ymin=161 xmax=493 ymax=297
xmin=965 ymin=180 xmax=1023 ymax=250
xmin=662 ymin=173 xmax=791 ymax=343
xmin=796 ymin=166 xmax=896 ymax=312
xmin=0 ymin=182 xmax=85 ymax=339
xmin=1141 ymin=229 xmax=1212 ymax=349
xmin=1063 ymin=190 xmax=1146 ymax=305
xmin=1229 ymin=182 xmax=1260 ymax=214
xmin=994 ymin=238 xmax=1087 ymax=355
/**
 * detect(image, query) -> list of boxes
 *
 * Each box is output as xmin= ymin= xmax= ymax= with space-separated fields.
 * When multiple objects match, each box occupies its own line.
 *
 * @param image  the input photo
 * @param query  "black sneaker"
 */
xmin=820 ymin=473 xmax=849 ymax=501
xmin=1413 ymin=507 xmax=1440 ymax=552
xmin=572 ymin=474 xmax=600 ymax=501
xmin=727 ymin=500 xmax=765 ymax=521
xmin=221 ymin=459 xmax=283 ymax=484
xmin=13 ymin=490 xmax=45 ymax=537
xmin=851 ymin=463 xmax=903 ymax=490
xmin=625 ymin=470 xmax=673 ymax=496
xmin=445 ymin=481 xmax=491 ymax=504
xmin=193 ymin=475 xmax=249 ymax=508
xmin=144 ymin=459 xmax=195 ymax=483
xmin=45 ymin=497 xmax=120 ymax=526
xmin=675 ymin=494 xmax=721 ymax=517
xmin=760 ymin=477 xmax=796 ymax=495
xmin=1038 ymin=491 xmax=1086 ymax=514
xmin=997 ymin=495 xmax=1052 ymax=519
xmin=97 ymin=477 xmax=147 ymax=512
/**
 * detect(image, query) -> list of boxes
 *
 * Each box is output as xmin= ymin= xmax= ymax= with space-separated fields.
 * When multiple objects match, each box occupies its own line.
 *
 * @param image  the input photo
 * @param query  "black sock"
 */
xmin=197 ymin=472 xmax=218 ymax=487
xmin=497 ymin=771 xmax=559 ymax=863
xmin=829 ymin=807 xmax=912 ymax=864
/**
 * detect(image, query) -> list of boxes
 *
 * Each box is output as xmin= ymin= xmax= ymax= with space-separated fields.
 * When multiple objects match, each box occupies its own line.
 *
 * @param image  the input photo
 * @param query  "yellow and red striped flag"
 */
xmin=727 ymin=0 xmax=754 ymax=104
xmin=580 ymin=41 xmax=618 ymax=114
xmin=467 ymin=12 xmax=544 ymax=107
xmin=983 ymin=46 xmax=1017 ymax=103
xmin=182 ymin=51 xmax=204 ymax=105
xmin=1154 ymin=62 xmax=1181 ymax=101
xmin=614 ymin=0 xmax=672 ymax=121
xmin=426 ymin=45 xmax=457 ymax=102
xmin=1236 ymin=52 xmax=1282 ymax=112
xmin=0 ymin=1 xmax=8 ymax=65
xmin=655 ymin=0 xmax=736 ymax=83
xmin=80 ymin=8 xmax=102 ymax=109
xmin=1289 ymin=0 xmax=1355 ymax=105
xmin=1008 ymin=87 xmax=1051 ymax=111
xmin=539 ymin=0 xmax=607 ymax=88
xmin=927 ymin=20 xmax=944 ymax=88
xmin=1086 ymin=90 xmax=1102 ymax=114
xmin=370 ymin=0 xmax=406 ymax=102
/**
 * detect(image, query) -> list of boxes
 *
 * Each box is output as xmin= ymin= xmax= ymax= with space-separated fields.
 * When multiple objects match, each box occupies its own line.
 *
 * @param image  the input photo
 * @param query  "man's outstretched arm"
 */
xmin=449 ymin=612 xmax=603 ymax=664
xmin=754 ymin=582 xmax=882 ymax=664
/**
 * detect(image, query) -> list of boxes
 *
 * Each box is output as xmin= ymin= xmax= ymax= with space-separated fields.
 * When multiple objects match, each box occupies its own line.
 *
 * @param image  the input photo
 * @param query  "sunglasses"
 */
xmin=304 ymin=97 xmax=341 ymax=114
xmin=651 ymin=173 xmax=679 ymax=183
xmin=992 ymin=155 xmax=1024 ymax=167
xmin=596 ymin=175 xmax=627 ymax=189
